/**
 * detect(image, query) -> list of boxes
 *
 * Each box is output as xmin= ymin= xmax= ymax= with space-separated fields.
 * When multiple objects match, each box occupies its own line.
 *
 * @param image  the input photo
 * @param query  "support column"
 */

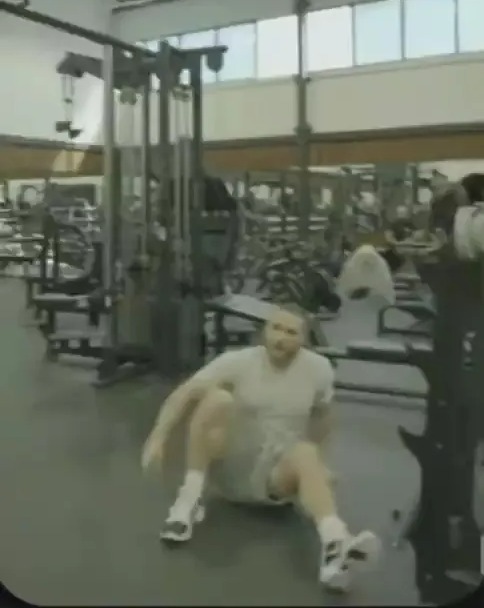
xmin=294 ymin=0 xmax=312 ymax=239
xmin=140 ymin=72 xmax=151 ymax=262
xmin=101 ymin=44 xmax=119 ymax=352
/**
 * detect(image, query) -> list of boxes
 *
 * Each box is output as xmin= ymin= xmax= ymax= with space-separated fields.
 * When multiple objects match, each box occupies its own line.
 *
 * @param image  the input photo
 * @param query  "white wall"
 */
xmin=123 ymin=52 xmax=484 ymax=146
xmin=113 ymin=0 xmax=376 ymax=42
xmin=0 ymin=0 xmax=111 ymax=142
xmin=192 ymin=53 xmax=484 ymax=141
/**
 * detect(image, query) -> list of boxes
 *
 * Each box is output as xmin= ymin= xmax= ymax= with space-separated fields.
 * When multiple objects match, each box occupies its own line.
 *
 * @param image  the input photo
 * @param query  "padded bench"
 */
xmin=33 ymin=292 xmax=105 ymax=336
xmin=205 ymin=294 xmax=275 ymax=354
xmin=8 ymin=235 xmax=43 ymax=245
xmin=205 ymin=294 xmax=331 ymax=353
xmin=206 ymin=294 xmax=430 ymax=401
xmin=206 ymin=294 xmax=276 ymax=324
xmin=0 ymin=252 xmax=37 ymax=264
xmin=319 ymin=339 xmax=431 ymax=364
xmin=378 ymin=300 xmax=434 ymax=337
xmin=47 ymin=329 xmax=105 ymax=360
xmin=319 ymin=340 xmax=431 ymax=400
xmin=33 ymin=293 xmax=91 ymax=311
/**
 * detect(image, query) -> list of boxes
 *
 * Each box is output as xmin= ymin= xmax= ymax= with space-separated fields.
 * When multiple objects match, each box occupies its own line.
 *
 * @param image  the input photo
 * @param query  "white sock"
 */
xmin=318 ymin=515 xmax=349 ymax=546
xmin=179 ymin=469 xmax=205 ymax=504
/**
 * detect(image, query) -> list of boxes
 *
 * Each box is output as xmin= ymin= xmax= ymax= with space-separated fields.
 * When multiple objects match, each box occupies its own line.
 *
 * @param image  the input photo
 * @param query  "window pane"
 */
xmin=354 ymin=0 xmax=402 ymax=65
xmin=404 ymin=0 xmax=456 ymax=59
xmin=307 ymin=7 xmax=353 ymax=72
xmin=256 ymin=16 xmax=298 ymax=78
xmin=457 ymin=0 xmax=484 ymax=52
xmin=180 ymin=30 xmax=217 ymax=83
xmin=218 ymin=23 xmax=256 ymax=81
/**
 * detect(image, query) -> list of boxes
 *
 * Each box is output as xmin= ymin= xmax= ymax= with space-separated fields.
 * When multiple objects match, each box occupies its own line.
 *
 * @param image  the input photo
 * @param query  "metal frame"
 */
xmin=0 ymin=1 xmax=155 ymax=56
xmin=399 ymin=256 xmax=484 ymax=604
xmin=294 ymin=0 xmax=312 ymax=238
xmin=0 ymin=1 xmax=227 ymax=385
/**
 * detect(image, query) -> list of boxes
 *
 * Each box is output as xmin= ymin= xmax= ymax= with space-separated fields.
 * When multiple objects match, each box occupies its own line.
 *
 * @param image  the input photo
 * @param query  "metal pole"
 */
xmin=0 ymin=1 xmax=153 ymax=57
xmin=102 ymin=45 xmax=118 ymax=351
xmin=152 ymin=40 xmax=176 ymax=376
xmin=157 ymin=42 xmax=172 ymax=232
xmin=140 ymin=73 xmax=151 ymax=260
xmin=189 ymin=59 xmax=205 ymax=299
xmin=294 ymin=0 xmax=312 ymax=239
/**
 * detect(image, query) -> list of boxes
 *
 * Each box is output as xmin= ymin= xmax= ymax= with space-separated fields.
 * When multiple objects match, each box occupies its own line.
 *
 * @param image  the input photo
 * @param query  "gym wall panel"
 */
xmin=0 ymin=0 xmax=110 ymax=144
xmin=198 ymin=53 xmax=484 ymax=142
xmin=203 ymin=80 xmax=296 ymax=141
xmin=113 ymin=0 xmax=376 ymax=43
xmin=309 ymin=55 xmax=484 ymax=133
xmin=2 ymin=126 xmax=484 ymax=179
xmin=203 ymin=130 xmax=484 ymax=171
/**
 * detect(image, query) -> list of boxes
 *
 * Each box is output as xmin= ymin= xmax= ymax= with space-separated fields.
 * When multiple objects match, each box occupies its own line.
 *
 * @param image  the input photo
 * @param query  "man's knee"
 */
xmin=286 ymin=441 xmax=322 ymax=471
xmin=190 ymin=387 xmax=235 ymax=430
xmin=270 ymin=442 xmax=322 ymax=497
xmin=188 ymin=388 xmax=234 ymax=460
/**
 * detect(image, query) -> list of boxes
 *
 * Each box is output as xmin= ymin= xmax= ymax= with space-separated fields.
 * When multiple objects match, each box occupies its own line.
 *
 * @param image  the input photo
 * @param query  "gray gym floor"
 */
xmin=0 ymin=279 xmax=481 ymax=606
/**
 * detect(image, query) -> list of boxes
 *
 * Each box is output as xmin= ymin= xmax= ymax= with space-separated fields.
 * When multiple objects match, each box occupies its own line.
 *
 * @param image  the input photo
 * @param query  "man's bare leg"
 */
xmin=270 ymin=441 xmax=380 ymax=591
xmin=160 ymin=387 xmax=233 ymax=542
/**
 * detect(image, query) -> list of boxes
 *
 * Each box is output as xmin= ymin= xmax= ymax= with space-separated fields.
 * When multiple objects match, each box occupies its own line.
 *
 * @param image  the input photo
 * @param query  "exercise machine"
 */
xmin=0 ymin=1 xmax=230 ymax=386
xmin=390 ymin=178 xmax=484 ymax=604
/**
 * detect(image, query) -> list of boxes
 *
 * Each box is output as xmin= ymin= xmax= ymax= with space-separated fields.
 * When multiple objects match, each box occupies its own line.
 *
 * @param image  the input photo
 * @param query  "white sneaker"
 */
xmin=319 ymin=530 xmax=381 ymax=593
xmin=160 ymin=498 xmax=206 ymax=543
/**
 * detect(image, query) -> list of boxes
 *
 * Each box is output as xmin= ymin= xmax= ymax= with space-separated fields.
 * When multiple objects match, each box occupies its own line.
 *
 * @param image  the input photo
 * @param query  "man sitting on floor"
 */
xmin=142 ymin=304 xmax=381 ymax=593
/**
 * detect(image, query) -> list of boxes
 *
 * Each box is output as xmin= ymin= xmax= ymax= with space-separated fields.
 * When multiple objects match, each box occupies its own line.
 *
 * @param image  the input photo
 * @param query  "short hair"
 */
xmin=266 ymin=302 xmax=310 ymax=340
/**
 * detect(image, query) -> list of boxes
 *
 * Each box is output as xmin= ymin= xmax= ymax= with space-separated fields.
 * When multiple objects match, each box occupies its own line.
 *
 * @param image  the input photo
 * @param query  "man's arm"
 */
xmin=309 ymin=358 xmax=336 ymax=446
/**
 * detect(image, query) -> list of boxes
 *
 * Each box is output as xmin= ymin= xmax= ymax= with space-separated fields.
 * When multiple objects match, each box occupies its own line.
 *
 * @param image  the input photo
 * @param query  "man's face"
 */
xmin=263 ymin=310 xmax=304 ymax=365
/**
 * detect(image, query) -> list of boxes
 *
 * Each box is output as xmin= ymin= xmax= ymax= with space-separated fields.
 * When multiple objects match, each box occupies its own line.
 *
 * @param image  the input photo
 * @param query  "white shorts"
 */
xmin=209 ymin=420 xmax=299 ymax=505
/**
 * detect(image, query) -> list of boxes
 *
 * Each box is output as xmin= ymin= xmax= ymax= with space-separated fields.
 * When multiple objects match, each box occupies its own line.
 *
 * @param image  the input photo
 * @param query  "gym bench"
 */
xmin=378 ymin=300 xmax=434 ymax=338
xmin=206 ymin=294 xmax=428 ymax=401
xmin=318 ymin=341 xmax=430 ymax=400
xmin=205 ymin=294 xmax=278 ymax=354
xmin=32 ymin=292 xmax=105 ymax=339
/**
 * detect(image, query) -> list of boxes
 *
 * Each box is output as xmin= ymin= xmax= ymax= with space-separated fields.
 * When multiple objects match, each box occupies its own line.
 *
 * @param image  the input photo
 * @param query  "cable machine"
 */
xmin=0 ymin=1 xmax=227 ymax=386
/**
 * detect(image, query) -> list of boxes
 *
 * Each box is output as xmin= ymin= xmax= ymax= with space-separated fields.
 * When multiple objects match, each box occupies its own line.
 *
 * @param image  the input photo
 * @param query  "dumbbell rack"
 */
xmin=399 ymin=252 xmax=483 ymax=604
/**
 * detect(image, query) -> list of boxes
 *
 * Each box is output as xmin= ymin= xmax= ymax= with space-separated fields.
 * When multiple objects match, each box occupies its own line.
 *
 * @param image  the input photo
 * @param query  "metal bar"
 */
xmin=294 ymin=0 xmax=312 ymax=239
xmin=190 ymin=59 xmax=205 ymax=298
xmin=351 ymin=3 xmax=357 ymax=66
xmin=102 ymin=45 xmax=119 ymax=351
xmin=0 ymin=1 xmax=154 ymax=56
xmin=157 ymin=42 xmax=172 ymax=230
xmin=188 ymin=59 xmax=206 ymax=372
xmin=140 ymin=74 xmax=151 ymax=259
xmin=453 ymin=0 xmax=460 ymax=53
xmin=336 ymin=381 xmax=425 ymax=401
xmin=399 ymin=0 xmax=406 ymax=59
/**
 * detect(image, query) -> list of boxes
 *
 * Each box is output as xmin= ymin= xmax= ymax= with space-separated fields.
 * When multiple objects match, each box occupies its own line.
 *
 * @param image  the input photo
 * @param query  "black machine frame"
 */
xmin=0 ymin=0 xmax=228 ymax=386
xmin=398 ymin=253 xmax=484 ymax=604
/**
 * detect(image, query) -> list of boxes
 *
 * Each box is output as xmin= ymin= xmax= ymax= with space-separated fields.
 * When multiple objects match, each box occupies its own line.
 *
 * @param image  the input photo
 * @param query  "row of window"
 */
xmin=141 ymin=0 xmax=484 ymax=84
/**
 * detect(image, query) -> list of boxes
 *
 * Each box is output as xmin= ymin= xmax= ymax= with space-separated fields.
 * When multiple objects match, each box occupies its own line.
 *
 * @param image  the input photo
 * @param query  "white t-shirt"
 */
xmin=192 ymin=346 xmax=334 ymax=444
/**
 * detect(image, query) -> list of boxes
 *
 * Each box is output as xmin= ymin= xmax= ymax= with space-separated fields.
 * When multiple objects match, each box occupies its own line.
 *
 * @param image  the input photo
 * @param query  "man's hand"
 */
xmin=141 ymin=433 xmax=166 ymax=474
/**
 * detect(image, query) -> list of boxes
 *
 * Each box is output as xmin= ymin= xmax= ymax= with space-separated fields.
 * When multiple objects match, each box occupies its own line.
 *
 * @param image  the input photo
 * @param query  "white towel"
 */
xmin=337 ymin=245 xmax=396 ymax=305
